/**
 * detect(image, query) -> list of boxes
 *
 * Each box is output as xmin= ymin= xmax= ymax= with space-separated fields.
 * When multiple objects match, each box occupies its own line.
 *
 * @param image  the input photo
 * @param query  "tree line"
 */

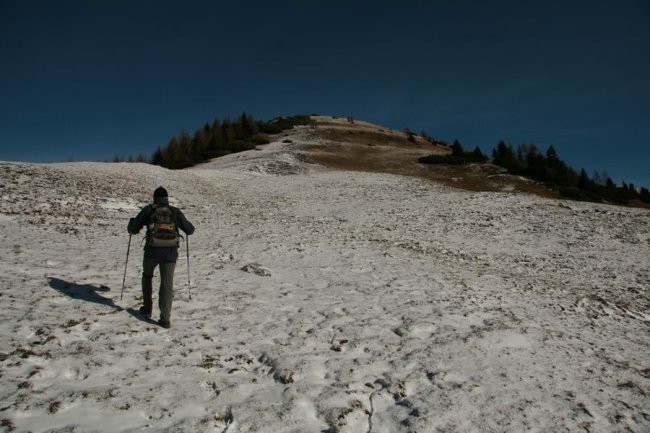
xmin=491 ymin=140 xmax=649 ymax=204
xmin=418 ymin=139 xmax=488 ymax=165
xmin=105 ymin=154 xmax=149 ymax=163
xmin=419 ymin=138 xmax=649 ymax=205
xmin=151 ymin=113 xmax=311 ymax=169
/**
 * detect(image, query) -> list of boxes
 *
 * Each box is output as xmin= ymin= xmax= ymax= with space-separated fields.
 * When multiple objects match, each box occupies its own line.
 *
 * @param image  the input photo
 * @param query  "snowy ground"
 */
xmin=0 ymin=130 xmax=649 ymax=432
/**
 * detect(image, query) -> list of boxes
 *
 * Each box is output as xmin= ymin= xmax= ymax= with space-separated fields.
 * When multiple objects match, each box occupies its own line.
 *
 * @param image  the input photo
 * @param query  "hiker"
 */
xmin=127 ymin=187 xmax=195 ymax=328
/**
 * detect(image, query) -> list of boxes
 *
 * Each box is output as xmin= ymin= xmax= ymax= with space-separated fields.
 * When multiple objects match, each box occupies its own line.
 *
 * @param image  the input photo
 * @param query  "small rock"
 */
xmin=240 ymin=263 xmax=271 ymax=277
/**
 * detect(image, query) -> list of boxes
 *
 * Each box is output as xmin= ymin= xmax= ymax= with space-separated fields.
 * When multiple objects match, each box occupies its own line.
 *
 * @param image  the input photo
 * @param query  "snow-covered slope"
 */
xmin=0 ymin=127 xmax=649 ymax=432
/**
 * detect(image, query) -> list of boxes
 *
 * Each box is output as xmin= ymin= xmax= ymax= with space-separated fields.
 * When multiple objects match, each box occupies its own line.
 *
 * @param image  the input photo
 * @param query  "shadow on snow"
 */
xmin=48 ymin=277 xmax=123 ymax=310
xmin=48 ymin=277 xmax=164 ymax=326
xmin=125 ymin=308 xmax=158 ymax=326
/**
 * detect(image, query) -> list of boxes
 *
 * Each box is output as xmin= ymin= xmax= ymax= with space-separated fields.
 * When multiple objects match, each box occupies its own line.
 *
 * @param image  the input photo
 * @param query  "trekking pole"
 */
xmin=186 ymin=235 xmax=191 ymax=300
xmin=120 ymin=234 xmax=132 ymax=300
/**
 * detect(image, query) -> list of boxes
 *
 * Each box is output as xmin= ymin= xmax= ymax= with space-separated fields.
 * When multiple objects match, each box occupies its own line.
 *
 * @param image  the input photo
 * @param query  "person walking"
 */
xmin=127 ymin=187 xmax=195 ymax=328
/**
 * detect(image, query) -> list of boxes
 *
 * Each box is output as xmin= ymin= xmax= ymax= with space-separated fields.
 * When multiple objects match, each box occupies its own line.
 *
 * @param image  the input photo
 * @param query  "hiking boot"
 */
xmin=158 ymin=319 xmax=171 ymax=329
xmin=139 ymin=306 xmax=152 ymax=317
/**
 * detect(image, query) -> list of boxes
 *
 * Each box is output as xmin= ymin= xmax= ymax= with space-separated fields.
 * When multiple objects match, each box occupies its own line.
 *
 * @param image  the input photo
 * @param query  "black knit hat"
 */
xmin=153 ymin=187 xmax=168 ymax=198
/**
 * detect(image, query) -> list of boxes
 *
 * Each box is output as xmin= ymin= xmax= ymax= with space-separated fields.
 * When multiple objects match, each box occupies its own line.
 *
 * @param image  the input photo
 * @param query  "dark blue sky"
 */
xmin=1 ymin=1 xmax=649 ymax=186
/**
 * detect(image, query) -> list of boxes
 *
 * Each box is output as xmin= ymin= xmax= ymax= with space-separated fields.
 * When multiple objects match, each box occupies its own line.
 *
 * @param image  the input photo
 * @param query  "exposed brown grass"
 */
xmin=297 ymin=117 xmax=650 ymax=208
xmin=299 ymin=117 xmax=562 ymax=199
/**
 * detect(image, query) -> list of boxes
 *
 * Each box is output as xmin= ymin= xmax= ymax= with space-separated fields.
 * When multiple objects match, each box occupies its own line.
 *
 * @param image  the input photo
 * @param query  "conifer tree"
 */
xmin=177 ymin=132 xmax=193 ymax=168
xmin=207 ymin=119 xmax=223 ymax=157
xmin=211 ymin=118 xmax=221 ymax=137
xmin=222 ymin=118 xmax=235 ymax=145
xmin=639 ymin=187 xmax=650 ymax=203
xmin=166 ymin=137 xmax=181 ymax=169
xmin=241 ymin=112 xmax=258 ymax=136
xmin=472 ymin=146 xmax=487 ymax=162
xmin=152 ymin=147 xmax=163 ymax=166
xmin=451 ymin=139 xmax=464 ymax=156
xmin=578 ymin=169 xmax=591 ymax=189
xmin=192 ymin=129 xmax=208 ymax=162
xmin=516 ymin=144 xmax=527 ymax=162
xmin=492 ymin=140 xmax=510 ymax=161
xmin=234 ymin=114 xmax=246 ymax=140
xmin=202 ymin=122 xmax=213 ymax=146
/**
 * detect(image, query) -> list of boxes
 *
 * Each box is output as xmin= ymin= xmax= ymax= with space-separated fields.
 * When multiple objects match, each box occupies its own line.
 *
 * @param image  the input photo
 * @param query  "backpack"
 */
xmin=147 ymin=205 xmax=180 ymax=248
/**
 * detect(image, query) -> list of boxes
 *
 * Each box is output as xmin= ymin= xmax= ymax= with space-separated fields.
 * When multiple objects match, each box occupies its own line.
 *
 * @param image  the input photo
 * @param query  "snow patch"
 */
xmin=0 ymin=159 xmax=648 ymax=433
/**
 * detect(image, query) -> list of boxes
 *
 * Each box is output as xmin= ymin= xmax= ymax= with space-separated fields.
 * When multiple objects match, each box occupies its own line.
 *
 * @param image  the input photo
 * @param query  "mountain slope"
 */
xmin=0 ymin=125 xmax=648 ymax=432
xmin=301 ymin=116 xmax=562 ymax=197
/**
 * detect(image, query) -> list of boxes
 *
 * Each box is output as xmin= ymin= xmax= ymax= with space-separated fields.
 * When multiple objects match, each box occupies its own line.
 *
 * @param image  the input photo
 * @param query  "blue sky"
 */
xmin=1 ymin=0 xmax=649 ymax=186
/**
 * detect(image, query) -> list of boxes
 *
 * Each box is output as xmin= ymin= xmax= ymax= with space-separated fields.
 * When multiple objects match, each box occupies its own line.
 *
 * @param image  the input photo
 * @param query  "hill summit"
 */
xmin=194 ymin=115 xmax=528 ymax=189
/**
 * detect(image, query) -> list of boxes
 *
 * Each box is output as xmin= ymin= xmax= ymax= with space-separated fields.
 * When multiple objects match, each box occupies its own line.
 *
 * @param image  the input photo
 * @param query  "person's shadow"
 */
xmin=48 ymin=277 xmax=157 ymax=326
xmin=48 ymin=277 xmax=123 ymax=311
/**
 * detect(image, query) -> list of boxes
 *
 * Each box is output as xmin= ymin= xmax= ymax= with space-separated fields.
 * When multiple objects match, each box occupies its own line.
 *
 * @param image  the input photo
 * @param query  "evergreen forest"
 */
xmin=419 ymin=138 xmax=650 ymax=205
xmin=151 ymin=114 xmax=311 ymax=170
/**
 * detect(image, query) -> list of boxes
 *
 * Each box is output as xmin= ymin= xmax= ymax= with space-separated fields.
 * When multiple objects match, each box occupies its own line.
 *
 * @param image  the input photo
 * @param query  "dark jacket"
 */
xmin=128 ymin=196 xmax=195 ymax=262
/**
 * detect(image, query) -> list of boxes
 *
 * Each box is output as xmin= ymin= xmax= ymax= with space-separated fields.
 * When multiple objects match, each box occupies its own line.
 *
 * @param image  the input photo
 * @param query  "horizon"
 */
xmin=1 ymin=1 xmax=648 ymax=187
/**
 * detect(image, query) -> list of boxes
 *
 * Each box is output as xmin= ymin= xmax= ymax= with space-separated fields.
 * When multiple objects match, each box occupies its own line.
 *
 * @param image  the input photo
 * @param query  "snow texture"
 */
xmin=0 ymin=130 xmax=649 ymax=432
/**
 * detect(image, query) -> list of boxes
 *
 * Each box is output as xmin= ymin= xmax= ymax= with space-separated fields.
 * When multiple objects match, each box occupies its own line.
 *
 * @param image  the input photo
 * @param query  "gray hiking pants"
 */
xmin=142 ymin=256 xmax=176 ymax=321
